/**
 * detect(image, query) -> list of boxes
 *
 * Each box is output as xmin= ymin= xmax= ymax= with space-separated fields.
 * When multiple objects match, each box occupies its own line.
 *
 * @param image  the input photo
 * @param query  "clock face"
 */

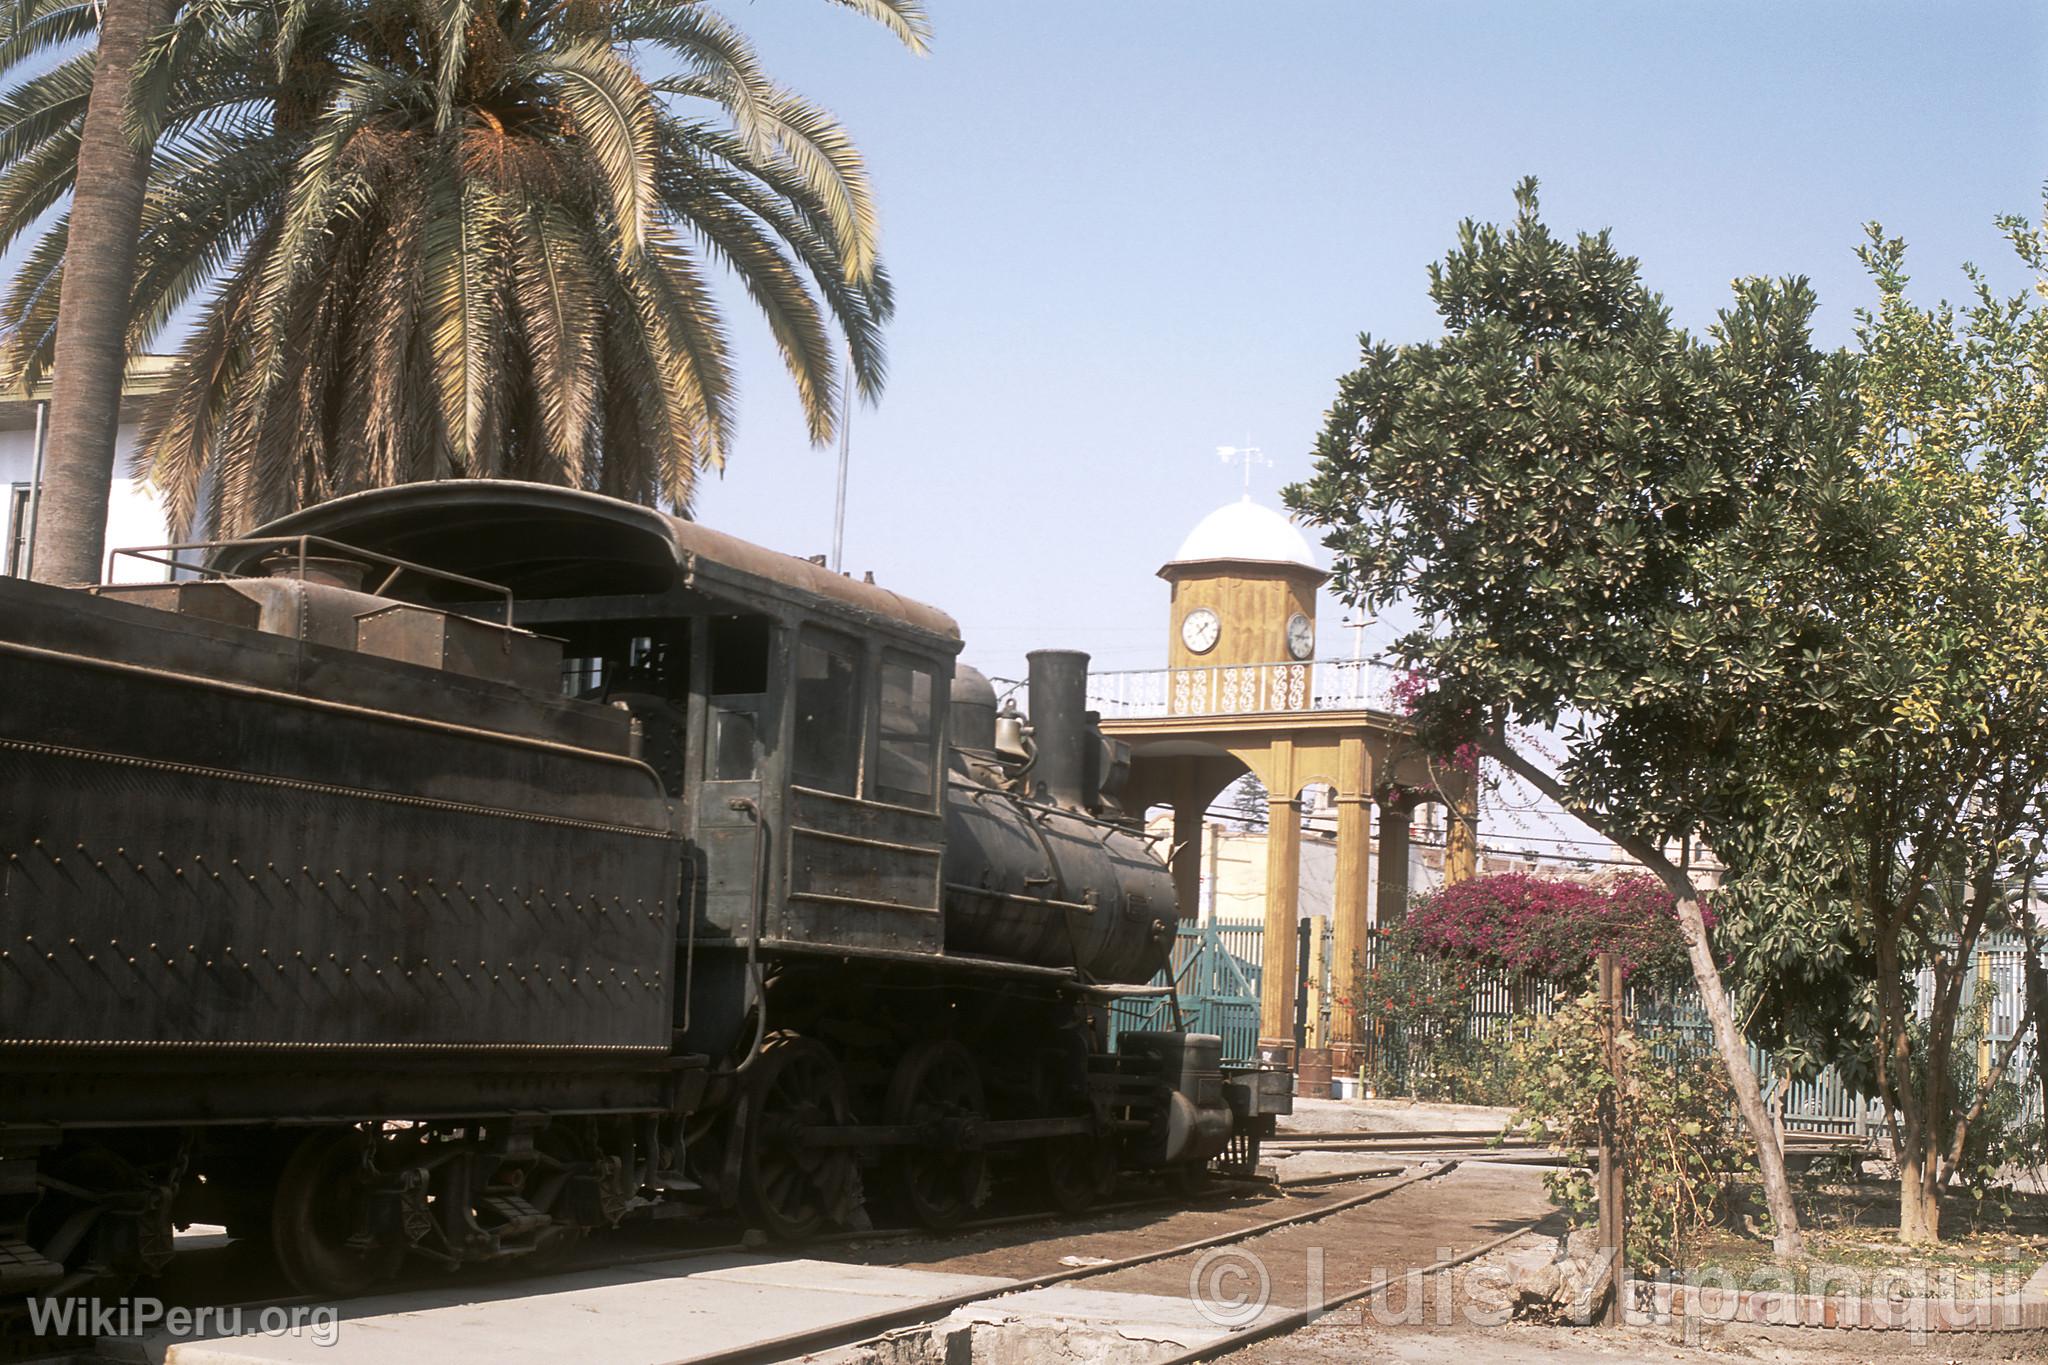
xmin=1181 ymin=607 xmax=1221 ymax=655
xmin=1286 ymin=612 xmax=1315 ymax=661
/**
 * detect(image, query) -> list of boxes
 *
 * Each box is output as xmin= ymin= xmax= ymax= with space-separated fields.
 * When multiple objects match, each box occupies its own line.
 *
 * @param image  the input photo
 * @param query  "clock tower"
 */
xmin=1113 ymin=492 xmax=1471 ymax=1092
xmin=1161 ymin=496 xmax=1327 ymax=676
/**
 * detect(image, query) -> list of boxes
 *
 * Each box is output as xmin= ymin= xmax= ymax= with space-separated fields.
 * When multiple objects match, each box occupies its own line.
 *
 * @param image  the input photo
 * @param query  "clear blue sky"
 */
xmin=686 ymin=0 xmax=2047 ymax=688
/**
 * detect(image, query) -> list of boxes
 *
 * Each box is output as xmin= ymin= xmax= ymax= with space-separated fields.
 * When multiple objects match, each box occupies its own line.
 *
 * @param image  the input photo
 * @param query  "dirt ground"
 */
xmin=826 ymin=1160 xmax=2047 ymax=1364
xmin=1219 ymin=1234 xmax=2048 ymax=1364
xmin=819 ymin=1162 xmax=1552 ymax=1292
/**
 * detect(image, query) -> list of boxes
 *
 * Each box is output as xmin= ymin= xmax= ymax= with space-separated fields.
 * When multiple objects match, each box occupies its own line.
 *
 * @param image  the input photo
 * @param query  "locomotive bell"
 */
xmin=994 ymin=700 xmax=1030 ymax=763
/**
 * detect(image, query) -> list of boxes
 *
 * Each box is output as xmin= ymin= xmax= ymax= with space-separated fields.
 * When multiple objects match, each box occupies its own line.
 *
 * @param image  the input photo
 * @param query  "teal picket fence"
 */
xmin=1112 ymin=919 xmax=2043 ymax=1131
xmin=1109 ymin=917 xmax=1264 ymax=1062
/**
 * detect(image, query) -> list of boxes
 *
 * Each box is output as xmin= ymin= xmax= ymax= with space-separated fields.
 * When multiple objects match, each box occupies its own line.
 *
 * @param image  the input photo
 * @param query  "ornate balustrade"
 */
xmin=1086 ymin=658 xmax=1404 ymax=719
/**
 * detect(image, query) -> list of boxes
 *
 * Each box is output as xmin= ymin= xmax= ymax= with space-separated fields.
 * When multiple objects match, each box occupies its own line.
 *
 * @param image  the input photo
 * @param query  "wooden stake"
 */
xmin=1597 ymin=952 xmax=1627 ymax=1326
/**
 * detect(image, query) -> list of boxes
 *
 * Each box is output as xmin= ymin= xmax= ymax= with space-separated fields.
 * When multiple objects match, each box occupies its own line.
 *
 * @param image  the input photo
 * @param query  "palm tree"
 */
xmin=0 ymin=0 xmax=926 ymax=537
xmin=16 ymin=0 xmax=176 ymax=583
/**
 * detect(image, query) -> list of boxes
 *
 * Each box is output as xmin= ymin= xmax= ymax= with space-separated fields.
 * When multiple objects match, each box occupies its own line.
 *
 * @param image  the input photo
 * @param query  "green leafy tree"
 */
xmin=1288 ymin=179 xmax=1871 ymax=1257
xmin=1730 ymin=206 xmax=2048 ymax=1243
xmin=0 ymin=0 xmax=925 ymax=536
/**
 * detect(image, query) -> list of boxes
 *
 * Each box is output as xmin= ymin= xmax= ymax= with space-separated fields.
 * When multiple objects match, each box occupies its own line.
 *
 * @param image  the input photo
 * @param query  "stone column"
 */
xmin=1328 ymin=735 xmax=1373 ymax=1078
xmin=1444 ymin=768 xmax=1479 ymax=885
xmin=1376 ymin=801 xmax=1413 ymax=927
xmin=1256 ymin=740 xmax=1300 ymax=1066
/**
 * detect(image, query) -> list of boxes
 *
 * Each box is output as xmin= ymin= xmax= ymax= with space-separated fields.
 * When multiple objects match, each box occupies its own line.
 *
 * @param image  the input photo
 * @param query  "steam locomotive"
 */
xmin=0 ymin=480 xmax=1288 ymax=1302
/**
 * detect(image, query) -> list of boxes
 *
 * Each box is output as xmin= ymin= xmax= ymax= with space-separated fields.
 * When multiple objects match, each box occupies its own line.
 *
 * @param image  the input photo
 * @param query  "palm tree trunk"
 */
xmin=29 ymin=0 xmax=174 ymax=586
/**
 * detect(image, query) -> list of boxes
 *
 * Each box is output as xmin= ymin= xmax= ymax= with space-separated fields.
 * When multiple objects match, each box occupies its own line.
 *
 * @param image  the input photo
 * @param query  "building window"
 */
xmin=4 ymin=483 xmax=30 ymax=577
xmin=875 ymin=654 xmax=938 ymax=809
xmin=792 ymin=628 xmax=862 ymax=795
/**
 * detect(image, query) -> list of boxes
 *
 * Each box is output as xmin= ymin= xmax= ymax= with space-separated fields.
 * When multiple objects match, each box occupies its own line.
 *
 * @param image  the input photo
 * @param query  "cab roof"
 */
xmin=214 ymin=480 xmax=962 ymax=649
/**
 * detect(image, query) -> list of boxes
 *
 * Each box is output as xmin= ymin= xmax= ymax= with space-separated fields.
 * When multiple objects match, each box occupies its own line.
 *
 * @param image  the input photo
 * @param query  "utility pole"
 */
xmin=830 ymin=349 xmax=852 ymax=574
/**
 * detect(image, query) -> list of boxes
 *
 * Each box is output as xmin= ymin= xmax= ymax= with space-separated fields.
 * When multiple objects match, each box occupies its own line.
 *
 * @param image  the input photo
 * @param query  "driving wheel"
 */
xmin=270 ymin=1128 xmax=405 ymax=1295
xmin=736 ymin=1034 xmax=855 ymax=1240
xmin=1039 ymin=1133 xmax=1115 ymax=1214
xmin=885 ymin=1041 xmax=988 ymax=1229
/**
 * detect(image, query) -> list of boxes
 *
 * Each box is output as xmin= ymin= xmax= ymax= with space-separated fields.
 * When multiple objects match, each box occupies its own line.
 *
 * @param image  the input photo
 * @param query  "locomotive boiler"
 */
xmin=0 ymin=480 xmax=1288 ymax=1305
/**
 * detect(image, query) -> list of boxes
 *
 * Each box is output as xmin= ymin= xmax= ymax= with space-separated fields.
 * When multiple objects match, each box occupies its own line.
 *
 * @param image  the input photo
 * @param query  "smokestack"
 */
xmin=1026 ymin=649 xmax=1091 ymax=810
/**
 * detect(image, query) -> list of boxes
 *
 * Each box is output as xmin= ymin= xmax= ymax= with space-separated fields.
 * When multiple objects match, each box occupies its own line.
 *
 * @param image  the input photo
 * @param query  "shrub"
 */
xmin=1507 ymin=991 xmax=1752 ymax=1273
xmin=1409 ymin=872 xmax=1698 ymax=989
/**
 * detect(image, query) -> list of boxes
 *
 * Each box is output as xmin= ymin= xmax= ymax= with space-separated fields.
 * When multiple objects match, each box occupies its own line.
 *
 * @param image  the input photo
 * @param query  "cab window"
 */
xmin=792 ymin=628 xmax=861 ymax=794
xmin=705 ymin=615 xmax=772 ymax=783
xmin=875 ymin=654 xmax=938 ymax=809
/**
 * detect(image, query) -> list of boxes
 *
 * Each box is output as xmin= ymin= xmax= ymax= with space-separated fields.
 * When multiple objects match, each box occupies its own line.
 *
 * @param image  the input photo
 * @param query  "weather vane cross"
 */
xmin=1215 ymin=443 xmax=1270 ymax=498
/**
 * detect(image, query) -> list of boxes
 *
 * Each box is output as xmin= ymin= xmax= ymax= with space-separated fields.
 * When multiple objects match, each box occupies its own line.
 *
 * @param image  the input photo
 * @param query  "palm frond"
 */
xmin=509 ymin=195 xmax=599 ymax=480
xmin=138 ymin=243 xmax=266 ymax=535
xmin=0 ymin=210 xmax=65 ymax=390
xmin=421 ymin=161 xmax=509 ymax=467
xmin=822 ymin=0 xmax=931 ymax=54
xmin=423 ymin=0 xmax=476 ymax=129
xmin=126 ymin=129 xmax=291 ymax=349
xmin=0 ymin=47 xmax=91 ymax=169
xmin=609 ymin=5 xmax=774 ymax=148
xmin=656 ymin=114 xmax=891 ymax=399
xmin=673 ymin=188 xmax=835 ymax=442
xmin=527 ymin=38 xmax=657 ymax=255
xmin=630 ymin=219 xmax=733 ymax=487
xmin=0 ymin=1 xmax=96 ymax=77
xmin=242 ymin=60 xmax=421 ymax=410
xmin=129 ymin=0 xmax=269 ymax=142
xmin=748 ymin=85 xmax=881 ymax=284
xmin=0 ymin=109 xmax=77 ymax=256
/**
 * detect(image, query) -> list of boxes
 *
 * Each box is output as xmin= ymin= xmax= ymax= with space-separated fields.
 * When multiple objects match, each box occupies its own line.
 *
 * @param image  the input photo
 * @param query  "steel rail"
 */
xmin=679 ymin=1162 xmax=1460 ymax=1365
xmin=1151 ymin=1212 xmax=1561 ymax=1364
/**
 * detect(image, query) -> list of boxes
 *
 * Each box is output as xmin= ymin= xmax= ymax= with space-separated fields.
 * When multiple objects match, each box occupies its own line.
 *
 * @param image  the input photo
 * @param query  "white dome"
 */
xmin=1170 ymin=497 xmax=1319 ymax=569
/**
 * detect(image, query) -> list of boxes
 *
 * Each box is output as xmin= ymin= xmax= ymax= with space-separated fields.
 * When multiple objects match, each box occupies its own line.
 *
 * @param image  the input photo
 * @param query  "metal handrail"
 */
xmin=99 ymin=534 xmax=516 ymax=622
xmin=1086 ymin=657 xmax=1406 ymax=719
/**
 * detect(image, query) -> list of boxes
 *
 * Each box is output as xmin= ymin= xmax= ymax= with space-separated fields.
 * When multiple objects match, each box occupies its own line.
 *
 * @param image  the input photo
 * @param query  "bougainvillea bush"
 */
xmin=1408 ymin=872 xmax=1701 ymax=989
xmin=1351 ymin=924 xmax=1533 ymax=1103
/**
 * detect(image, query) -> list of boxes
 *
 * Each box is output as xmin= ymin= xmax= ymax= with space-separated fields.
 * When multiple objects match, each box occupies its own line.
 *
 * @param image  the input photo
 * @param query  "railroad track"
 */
xmin=46 ymin=1151 xmax=1577 ymax=1363
xmin=699 ymin=1162 xmax=1475 ymax=1365
xmin=1265 ymin=1127 xmax=1539 ymax=1154
xmin=33 ymin=1164 xmax=1406 ymax=1363
xmin=1265 ymin=1126 xmax=1872 ymax=1155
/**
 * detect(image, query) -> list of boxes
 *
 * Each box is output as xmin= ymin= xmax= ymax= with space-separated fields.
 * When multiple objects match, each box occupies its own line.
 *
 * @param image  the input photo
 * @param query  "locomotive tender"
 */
xmin=0 ymin=480 xmax=1287 ymax=1301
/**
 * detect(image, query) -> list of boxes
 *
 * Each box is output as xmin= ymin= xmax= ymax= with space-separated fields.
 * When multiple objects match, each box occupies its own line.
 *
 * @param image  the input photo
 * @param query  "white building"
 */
xmin=0 ymin=356 xmax=178 ymax=582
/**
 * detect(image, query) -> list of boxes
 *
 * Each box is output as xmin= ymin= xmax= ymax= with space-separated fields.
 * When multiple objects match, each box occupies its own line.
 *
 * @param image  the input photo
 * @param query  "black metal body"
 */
xmin=0 ymin=481 xmax=1257 ymax=1302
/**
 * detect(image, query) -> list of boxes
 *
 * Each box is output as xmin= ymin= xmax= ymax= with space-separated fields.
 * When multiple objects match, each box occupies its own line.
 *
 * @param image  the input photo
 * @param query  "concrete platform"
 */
xmin=139 ymin=1255 xmax=1017 ymax=1365
xmin=1266 ymin=1151 xmax=1408 ymax=1185
xmin=842 ymin=1284 xmax=1294 ymax=1364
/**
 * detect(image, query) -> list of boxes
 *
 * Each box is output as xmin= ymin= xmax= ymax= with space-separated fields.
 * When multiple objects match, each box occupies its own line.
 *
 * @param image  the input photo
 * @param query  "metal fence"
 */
xmin=1112 ymin=919 xmax=2044 ymax=1133
xmin=1087 ymin=658 xmax=1403 ymax=719
xmin=1109 ymin=917 xmax=1263 ymax=1061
